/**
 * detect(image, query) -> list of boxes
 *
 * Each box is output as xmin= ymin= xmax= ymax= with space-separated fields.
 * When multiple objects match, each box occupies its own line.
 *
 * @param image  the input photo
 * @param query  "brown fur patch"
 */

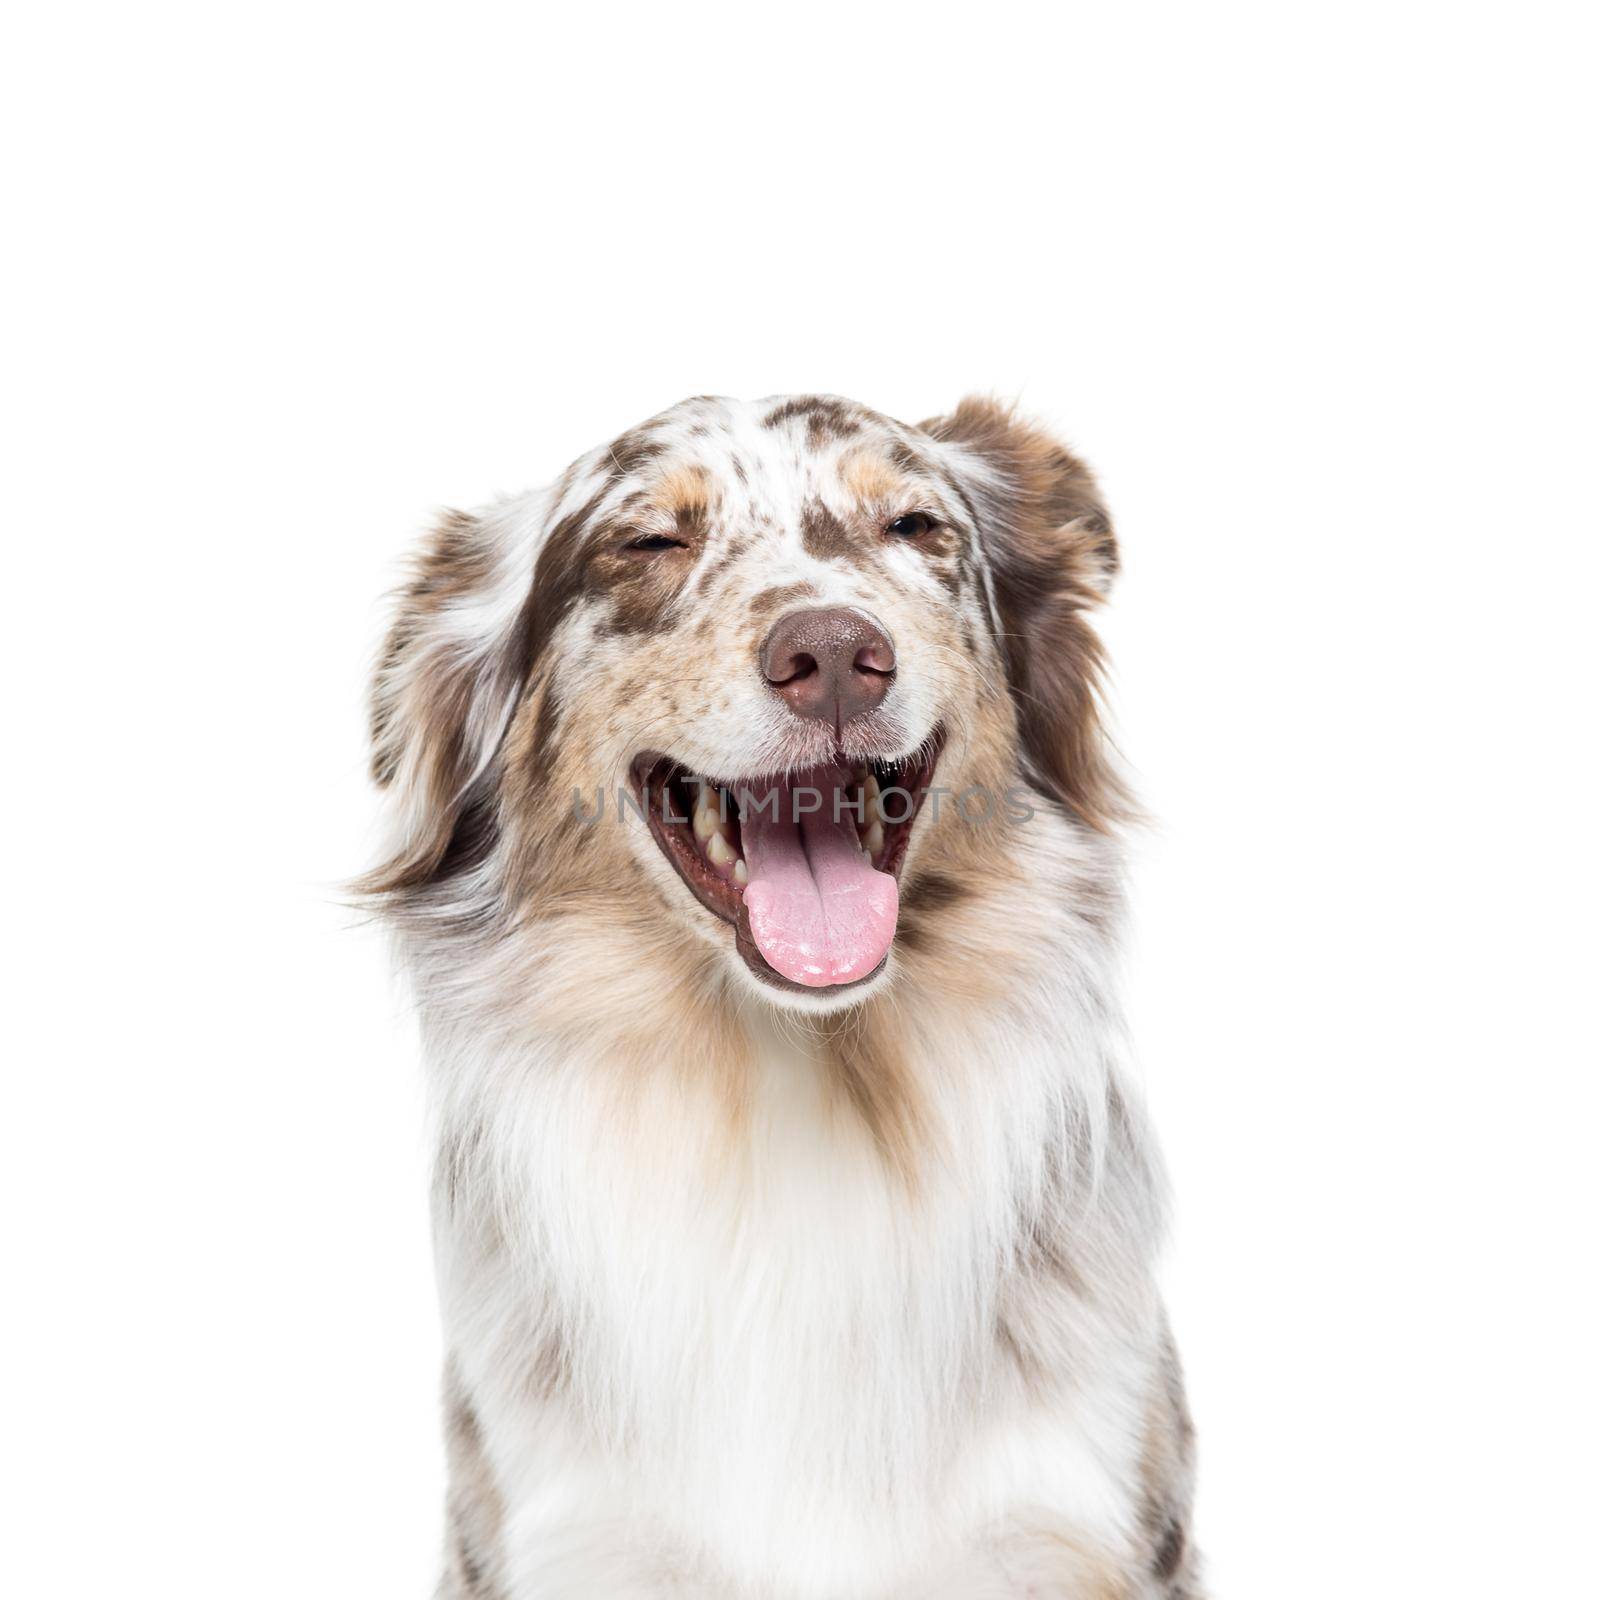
xmin=921 ymin=397 xmax=1129 ymax=832
xmin=593 ymin=537 xmax=698 ymax=636
xmin=648 ymin=463 xmax=714 ymax=523
xmin=800 ymin=500 xmax=861 ymax=564
xmin=1136 ymin=1320 xmax=1203 ymax=1596
xmin=439 ymin=1363 xmax=506 ymax=1598
xmin=746 ymin=579 xmax=816 ymax=622
xmin=602 ymin=426 xmax=665 ymax=483
xmin=763 ymin=394 xmax=862 ymax=447
xmin=894 ymin=869 xmax=971 ymax=953
xmin=840 ymin=448 xmax=908 ymax=505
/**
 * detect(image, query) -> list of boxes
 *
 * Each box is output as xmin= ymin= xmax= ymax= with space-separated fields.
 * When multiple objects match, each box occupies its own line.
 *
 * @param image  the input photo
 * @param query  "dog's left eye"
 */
xmin=625 ymin=534 xmax=688 ymax=553
xmin=885 ymin=513 xmax=933 ymax=539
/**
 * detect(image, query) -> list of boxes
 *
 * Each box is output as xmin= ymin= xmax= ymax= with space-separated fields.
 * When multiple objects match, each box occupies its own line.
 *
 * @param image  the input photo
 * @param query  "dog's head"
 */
xmin=364 ymin=395 xmax=1123 ymax=1016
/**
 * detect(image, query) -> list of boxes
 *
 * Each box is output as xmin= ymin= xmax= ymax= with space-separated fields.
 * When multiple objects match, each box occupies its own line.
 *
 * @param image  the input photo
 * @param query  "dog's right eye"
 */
xmin=624 ymin=534 xmax=688 ymax=553
xmin=885 ymin=512 xmax=934 ymax=539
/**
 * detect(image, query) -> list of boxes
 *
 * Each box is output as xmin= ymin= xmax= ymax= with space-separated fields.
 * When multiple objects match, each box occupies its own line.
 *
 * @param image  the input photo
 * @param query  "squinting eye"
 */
xmin=624 ymin=534 xmax=688 ymax=553
xmin=885 ymin=512 xmax=933 ymax=539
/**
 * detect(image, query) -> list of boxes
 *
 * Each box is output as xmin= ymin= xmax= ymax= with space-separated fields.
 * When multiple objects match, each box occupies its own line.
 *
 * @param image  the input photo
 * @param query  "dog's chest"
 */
xmin=456 ymin=1017 xmax=1065 ymax=1587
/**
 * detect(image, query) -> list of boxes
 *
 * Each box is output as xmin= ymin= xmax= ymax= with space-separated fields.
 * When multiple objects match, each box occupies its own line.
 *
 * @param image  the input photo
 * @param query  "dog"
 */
xmin=361 ymin=394 xmax=1201 ymax=1598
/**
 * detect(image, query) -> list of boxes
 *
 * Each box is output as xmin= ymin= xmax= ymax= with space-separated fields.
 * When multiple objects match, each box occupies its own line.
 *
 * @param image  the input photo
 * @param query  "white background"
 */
xmin=4 ymin=4 xmax=1596 ymax=1596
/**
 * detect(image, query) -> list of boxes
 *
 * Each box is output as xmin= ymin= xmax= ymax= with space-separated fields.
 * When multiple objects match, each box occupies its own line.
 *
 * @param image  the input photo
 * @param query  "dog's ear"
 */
xmin=361 ymin=509 xmax=533 ymax=901
xmin=920 ymin=397 xmax=1128 ymax=831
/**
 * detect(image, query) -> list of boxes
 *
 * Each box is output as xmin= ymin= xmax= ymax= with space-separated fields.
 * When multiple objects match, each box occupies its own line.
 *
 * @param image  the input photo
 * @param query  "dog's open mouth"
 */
xmin=630 ymin=733 xmax=944 ymax=992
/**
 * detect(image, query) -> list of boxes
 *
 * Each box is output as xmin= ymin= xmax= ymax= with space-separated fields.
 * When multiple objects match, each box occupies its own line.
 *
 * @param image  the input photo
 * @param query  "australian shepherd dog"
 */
xmin=361 ymin=394 xmax=1201 ymax=1597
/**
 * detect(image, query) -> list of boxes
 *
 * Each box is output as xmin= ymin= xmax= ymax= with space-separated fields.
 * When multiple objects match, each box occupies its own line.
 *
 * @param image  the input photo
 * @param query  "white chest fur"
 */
xmin=432 ymin=992 xmax=1161 ymax=1596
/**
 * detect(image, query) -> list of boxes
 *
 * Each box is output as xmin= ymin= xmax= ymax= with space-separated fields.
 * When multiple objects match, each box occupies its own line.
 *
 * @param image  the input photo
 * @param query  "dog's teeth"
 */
xmin=707 ymin=832 xmax=736 ymax=868
xmin=692 ymin=805 xmax=719 ymax=841
xmin=862 ymin=818 xmax=884 ymax=856
xmin=732 ymin=857 xmax=748 ymax=886
xmin=863 ymin=770 xmax=882 ymax=822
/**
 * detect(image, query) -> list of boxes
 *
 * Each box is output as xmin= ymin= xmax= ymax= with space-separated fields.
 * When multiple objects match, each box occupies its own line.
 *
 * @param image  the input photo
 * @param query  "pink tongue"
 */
xmin=738 ymin=764 xmax=898 ymax=987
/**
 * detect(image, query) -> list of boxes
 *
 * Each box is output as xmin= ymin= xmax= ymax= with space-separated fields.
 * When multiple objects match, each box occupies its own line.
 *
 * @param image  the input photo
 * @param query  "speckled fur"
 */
xmin=364 ymin=395 xmax=1202 ymax=1598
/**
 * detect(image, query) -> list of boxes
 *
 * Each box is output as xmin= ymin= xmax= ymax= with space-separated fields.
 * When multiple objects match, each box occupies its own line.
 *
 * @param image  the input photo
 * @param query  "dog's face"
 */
xmin=366 ymin=395 xmax=1122 ymax=1016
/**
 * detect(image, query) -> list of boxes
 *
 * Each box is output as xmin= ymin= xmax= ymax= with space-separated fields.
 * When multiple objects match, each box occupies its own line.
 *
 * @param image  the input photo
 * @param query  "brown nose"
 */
xmin=760 ymin=606 xmax=896 ymax=729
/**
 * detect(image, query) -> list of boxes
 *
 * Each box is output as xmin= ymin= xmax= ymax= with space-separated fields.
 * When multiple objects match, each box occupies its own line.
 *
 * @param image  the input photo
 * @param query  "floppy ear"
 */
xmin=361 ymin=508 xmax=535 ymax=901
xmin=920 ymin=397 xmax=1128 ymax=832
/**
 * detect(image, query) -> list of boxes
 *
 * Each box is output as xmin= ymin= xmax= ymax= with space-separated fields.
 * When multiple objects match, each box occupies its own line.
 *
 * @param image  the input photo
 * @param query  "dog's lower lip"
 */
xmin=630 ymin=733 xmax=945 ymax=991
